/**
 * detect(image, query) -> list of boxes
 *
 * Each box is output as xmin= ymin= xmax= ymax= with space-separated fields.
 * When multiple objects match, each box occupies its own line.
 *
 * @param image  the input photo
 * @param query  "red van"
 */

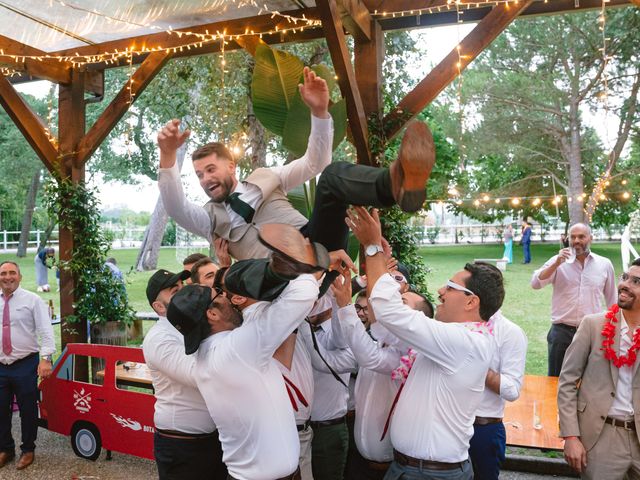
xmin=39 ymin=343 xmax=155 ymax=460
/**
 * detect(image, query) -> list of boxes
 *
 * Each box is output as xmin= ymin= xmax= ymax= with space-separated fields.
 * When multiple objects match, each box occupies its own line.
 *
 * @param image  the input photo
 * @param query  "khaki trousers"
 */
xmin=299 ymin=426 xmax=314 ymax=480
xmin=583 ymin=422 xmax=640 ymax=479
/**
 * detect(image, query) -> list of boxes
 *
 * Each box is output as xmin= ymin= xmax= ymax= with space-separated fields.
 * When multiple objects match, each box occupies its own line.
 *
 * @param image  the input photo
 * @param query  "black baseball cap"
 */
xmin=146 ymin=269 xmax=190 ymax=305
xmin=167 ymin=284 xmax=214 ymax=355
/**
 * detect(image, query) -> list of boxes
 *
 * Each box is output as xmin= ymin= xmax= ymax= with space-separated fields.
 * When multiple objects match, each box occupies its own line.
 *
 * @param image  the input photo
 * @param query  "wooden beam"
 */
xmin=384 ymin=1 xmax=533 ymax=140
xmin=632 ymin=0 xmax=640 ymax=6
xmin=0 ymin=75 xmax=57 ymax=172
xmin=354 ymin=20 xmax=384 ymax=165
xmin=77 ymin=51 xmax=172 ymax=164
xmin=58 ymin=68 xmax=88 ymax=360
xmin=337 ymin=0 xmax=373 ymax=41
xmin=52 ymin=8 xmax=322 ymax=63
xmin=317 ymin=0 xmax=371 ymax=165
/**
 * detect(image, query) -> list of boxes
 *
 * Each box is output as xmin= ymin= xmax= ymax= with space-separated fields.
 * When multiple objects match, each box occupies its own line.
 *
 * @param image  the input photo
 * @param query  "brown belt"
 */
xmin=393 ymin=450 xmax=466 ymax=471
xmin=366 ymin=459 xmax=390 ymax=471
xmin=310 ymin=415 xmax=346 ymax=428
xmin=474 ymin=416 xmax=503 ymax=426
xmin=228 ymin=466 xmax=300 ymax=480
xmin=605 ymin=417 xmax=636 ymax=431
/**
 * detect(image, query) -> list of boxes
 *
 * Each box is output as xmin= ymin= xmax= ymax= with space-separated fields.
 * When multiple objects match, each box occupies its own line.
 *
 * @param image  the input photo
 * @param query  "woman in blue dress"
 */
xmin=502 ymin=224 xmax=513 ymax=263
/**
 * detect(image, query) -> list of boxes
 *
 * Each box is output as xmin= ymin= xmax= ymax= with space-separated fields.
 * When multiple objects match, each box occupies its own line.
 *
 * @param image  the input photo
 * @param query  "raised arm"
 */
xmin=273 ymin=67 xmax=333 ymax=191
xmin=143 ymin=333 xmax=198 ymax=388
xmin=157 ymin=119 xmax=212 ymax=240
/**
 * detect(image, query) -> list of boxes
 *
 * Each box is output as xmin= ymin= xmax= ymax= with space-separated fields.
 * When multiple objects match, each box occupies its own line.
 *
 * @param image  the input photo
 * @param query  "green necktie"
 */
xmin=226 ymin=192 xmax=255 ymax=224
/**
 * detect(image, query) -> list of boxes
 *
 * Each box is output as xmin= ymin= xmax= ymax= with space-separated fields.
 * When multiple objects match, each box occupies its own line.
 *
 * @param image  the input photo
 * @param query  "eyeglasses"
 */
xmin=620 ymin=273 xmax=640 ymax=287
xmin=354 ymin=304 xmax=368 ymax=313
xmin=208 ymin=287 xmax=226 ymax=308
xmin=445 ymin=280 xmax=476 ymax=296
xmin=392 ymin=274 xmax=407 ymax=284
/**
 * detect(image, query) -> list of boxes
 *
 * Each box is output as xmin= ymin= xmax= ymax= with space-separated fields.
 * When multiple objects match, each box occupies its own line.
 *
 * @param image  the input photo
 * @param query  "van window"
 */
xmin=113 ymin=360 xmax=154 ymax=395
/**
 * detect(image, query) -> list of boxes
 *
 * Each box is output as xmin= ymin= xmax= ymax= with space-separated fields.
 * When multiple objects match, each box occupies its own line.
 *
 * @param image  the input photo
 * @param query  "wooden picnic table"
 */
xmin=503 ymin=374 xmax=564 ymax=450
xmin=96 ymin=363 xmax=153 ymax=390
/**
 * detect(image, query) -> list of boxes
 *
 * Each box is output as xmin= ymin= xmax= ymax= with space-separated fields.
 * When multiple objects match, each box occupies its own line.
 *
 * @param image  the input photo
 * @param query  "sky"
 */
xmin=15 ymin=23 xmax=476 ymax=213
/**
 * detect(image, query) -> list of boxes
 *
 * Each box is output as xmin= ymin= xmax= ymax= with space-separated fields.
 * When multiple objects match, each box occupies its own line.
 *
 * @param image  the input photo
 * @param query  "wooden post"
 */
xmin=354 ymin=19 xmax=384 ymax=166
xmin=58 ymin=69 xmax=88 ymax=371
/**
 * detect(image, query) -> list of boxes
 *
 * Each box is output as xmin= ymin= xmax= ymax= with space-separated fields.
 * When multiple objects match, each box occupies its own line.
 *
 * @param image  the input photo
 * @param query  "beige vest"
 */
xmin=203 ymin=168 xmax=308 ymax=260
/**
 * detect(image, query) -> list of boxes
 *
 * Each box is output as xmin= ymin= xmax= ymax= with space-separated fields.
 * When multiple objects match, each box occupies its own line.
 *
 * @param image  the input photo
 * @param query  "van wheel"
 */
xmin=71 ymin=423 xmax=102 ymax=461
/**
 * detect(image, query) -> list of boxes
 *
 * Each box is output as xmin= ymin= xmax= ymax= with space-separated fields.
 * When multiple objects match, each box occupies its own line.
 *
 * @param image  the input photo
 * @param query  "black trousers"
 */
xmin=0 ymin=353 xmax=39 ymax=454
xmin=154 ymin=430 xmax=227 ymax=480
xmin=547 ymin=323 xmax=577 ymax=376
xmin=224 ymin=162 xmax=394 ymax=301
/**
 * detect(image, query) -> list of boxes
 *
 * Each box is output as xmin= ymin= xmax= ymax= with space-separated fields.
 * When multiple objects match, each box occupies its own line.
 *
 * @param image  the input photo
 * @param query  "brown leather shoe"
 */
xmin=259 ymin=224 xmax=329 ymax=276
xmin=16 ymin=451 xmax=34 ymax=470
xmin=390 ymin=120 xmax=436 ymax=212
xmin=0 ymin=451 xmax=15 ymax=468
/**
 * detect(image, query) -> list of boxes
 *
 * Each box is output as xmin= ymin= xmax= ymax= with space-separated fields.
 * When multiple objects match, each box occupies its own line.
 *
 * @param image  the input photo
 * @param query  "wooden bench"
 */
xmin=474 ymin=258 xmax=508 ymax=271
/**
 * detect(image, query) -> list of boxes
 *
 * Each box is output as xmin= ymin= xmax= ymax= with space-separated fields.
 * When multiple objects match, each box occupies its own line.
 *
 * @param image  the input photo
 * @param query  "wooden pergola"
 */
xmin=0 ymin=0 xmax=635 ymax=350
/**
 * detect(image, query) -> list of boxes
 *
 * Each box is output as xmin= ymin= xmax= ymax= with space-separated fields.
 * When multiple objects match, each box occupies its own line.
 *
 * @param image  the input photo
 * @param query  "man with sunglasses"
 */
xmin=347 ymin=206 xmax=504 ymax=480
xmin=531 ymin=223 xmax=616 ymax=376
xmin=558 ymin=258 xmax=640 ymax=479
xmin=142 ymin=269 xmax=227 ymax=479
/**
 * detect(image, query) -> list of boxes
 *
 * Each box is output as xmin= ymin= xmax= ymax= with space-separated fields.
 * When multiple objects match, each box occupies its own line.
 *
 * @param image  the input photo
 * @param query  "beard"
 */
xmin=617 ymin=288 xmax=636 ymax=310
xmin=207 ymin=174 xmax=235 ymax=203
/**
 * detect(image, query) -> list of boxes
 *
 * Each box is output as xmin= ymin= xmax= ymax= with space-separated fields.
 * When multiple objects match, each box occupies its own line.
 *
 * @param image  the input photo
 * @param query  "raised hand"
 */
xmin=157 ymin=119 xmax=191 ymax=167
xmin=331 ymin=268 xmax=353 ymax=308
xmin=298 ymin=66 xmax=330 ymax=119
xmin=214 ymin=237 xmax=232 ymax=268
xmin=346 ymin=207 xmax=383 ymax=247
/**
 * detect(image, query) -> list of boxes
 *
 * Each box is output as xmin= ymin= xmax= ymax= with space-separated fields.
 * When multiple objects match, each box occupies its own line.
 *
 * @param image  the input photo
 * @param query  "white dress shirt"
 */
xmin=158 ymin=115 xmax=333 ymax=243
xmin=0 ymin=287 xmax=55 ymax=364
xmin=142 ymin=316 xmax=215 ymax=434
xmin=607 ymin=311 xmax=637 ymax=420
xmin=191 ymin=275 xmax=319 ymax=480
xmin=275 ymin=334 xmax=315 ymax=425
xmin=303 ymin=319 xmax=352 ymax=422
xmin=475 ymin=311 xmax=528 ymax=418
xmin=370 ymin=275 xmax=494 ymax=463
xmin=531 ymin=252 xmax=617 ymax=327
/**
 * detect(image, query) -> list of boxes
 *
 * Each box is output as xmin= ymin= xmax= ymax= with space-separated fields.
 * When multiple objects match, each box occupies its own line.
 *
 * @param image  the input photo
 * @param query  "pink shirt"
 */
xmin=531 ymin=252 xmax=617 ymax=327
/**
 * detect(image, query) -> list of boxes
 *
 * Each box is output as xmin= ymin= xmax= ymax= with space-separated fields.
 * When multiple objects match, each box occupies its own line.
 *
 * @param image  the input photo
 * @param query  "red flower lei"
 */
xmin=601 ymin=304 xmax=640 ymax=368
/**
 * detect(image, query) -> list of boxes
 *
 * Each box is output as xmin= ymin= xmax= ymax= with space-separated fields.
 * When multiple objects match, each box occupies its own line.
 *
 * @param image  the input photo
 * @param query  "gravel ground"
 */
xmin=1 ymin=413 xmax=156 ymax=480
xmin=2 ymin=413 xmax=577 ymax=480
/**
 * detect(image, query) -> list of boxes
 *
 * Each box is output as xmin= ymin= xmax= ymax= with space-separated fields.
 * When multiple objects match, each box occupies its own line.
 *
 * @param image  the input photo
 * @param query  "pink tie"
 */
xmin=2 ymin=295 xmax=11 ymax=356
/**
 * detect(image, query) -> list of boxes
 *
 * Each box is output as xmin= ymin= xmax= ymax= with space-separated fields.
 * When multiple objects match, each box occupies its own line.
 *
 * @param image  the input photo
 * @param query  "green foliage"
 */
xmin=43 ymin=176 xmax=136 ymax=326
xmin=251 ymin=44 xmax=347 ymax=157
xmin=162 ymin=219 xmax=176 ymax=246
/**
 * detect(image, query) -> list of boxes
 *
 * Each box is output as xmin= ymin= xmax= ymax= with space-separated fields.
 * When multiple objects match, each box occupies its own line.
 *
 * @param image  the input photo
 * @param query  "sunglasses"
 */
xmin=392 ymin=274 xmax=407 ymax=284
xmin=445 ymin=280 xmax=476 ymax=296
xmin=620 ymin=273 xmax=640 ymax=287
xmin=208 ymin=287 xmax=226 ymax=308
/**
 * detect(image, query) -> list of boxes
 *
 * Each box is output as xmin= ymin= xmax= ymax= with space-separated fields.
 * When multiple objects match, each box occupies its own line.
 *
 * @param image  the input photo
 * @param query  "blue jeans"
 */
xmin=469 ymin=422 xmax=506 ymax=480
xmin=383 ymin=459 xmax=472 ymax=480
xmin=0 ymin=354 xmax=39 ymax=454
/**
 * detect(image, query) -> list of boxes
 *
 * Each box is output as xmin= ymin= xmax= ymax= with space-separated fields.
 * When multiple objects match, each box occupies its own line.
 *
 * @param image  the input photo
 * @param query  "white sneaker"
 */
xmin=37 ymin=287 xmax=44 ymax=293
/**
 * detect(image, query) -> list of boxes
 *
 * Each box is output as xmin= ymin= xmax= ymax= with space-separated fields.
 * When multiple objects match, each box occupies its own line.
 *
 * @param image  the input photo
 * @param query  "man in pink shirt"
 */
xmin=531 ymin=223 xmax=616 ymax=376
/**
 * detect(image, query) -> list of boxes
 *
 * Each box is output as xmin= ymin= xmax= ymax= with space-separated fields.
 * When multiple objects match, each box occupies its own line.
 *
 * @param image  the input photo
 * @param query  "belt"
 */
xmin=228 ymin=466 xmax=300 ymax=480
xmin=605 ymin=417 xmax=636 ymax=431
xmin=553 ymin=323 xmax=577 ymax=332
xmin=0 ymin=352 xmax=38 ymax=367
xmin=310 ymin=415 xmax=346 ymax=428
xmin=393 ymin=450 xmax=466 ymax=471
xmin=474 ymin=416 xmax=503 ymax=426
xmin=366 ymin=459 xmax=390 ymax=471
xmin=156 ymin=429 xmax=217 ymax=440
xmin=297 ymin=419 xmax=311 ymax=432
xmin=346 ymin=410 xmax=356 ymax=420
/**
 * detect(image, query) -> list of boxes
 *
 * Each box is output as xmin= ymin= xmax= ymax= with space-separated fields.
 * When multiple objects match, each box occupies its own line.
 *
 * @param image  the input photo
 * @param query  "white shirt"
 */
xmin=475 ymin=311 xmax=528 ymax=418
xmin=158 ymin=115 xmax=333 ymax=244
xmin=275 ymin=334 xmax=315 ymax=425
xmin=607 ymin=312 xmax=637 ymax=420
xmin=0 ymin=287 xmax=55 ymax=364
xmin=370 ymin=275 xmax=493 ymax=463
xmin=142 ymin=316 xmax=215 ymax=434
xmin=531 ymin=252 xmax=617 ymax=327
xmin=191 ymin=275 xmax=319 ymax=480
xmin=303 ymin=319 xmax=352 ymax=422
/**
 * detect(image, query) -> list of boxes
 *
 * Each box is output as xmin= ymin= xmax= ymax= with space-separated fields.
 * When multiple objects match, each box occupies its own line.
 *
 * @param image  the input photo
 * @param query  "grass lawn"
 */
xmin=1 ymin=241 xmax=632 ymax=375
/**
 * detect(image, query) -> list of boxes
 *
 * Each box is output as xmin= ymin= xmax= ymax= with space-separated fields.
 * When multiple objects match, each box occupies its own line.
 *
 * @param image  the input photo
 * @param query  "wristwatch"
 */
xmin=365 ymin=244 xmax=384 ymax=257
xmin=41 ymin=355 xmax=52 ymax=362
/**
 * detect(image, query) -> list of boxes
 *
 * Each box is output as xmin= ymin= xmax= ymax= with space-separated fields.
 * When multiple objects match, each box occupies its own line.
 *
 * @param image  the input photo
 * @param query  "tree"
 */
xmin=451 ymin=8 xmax=640 ymax=225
